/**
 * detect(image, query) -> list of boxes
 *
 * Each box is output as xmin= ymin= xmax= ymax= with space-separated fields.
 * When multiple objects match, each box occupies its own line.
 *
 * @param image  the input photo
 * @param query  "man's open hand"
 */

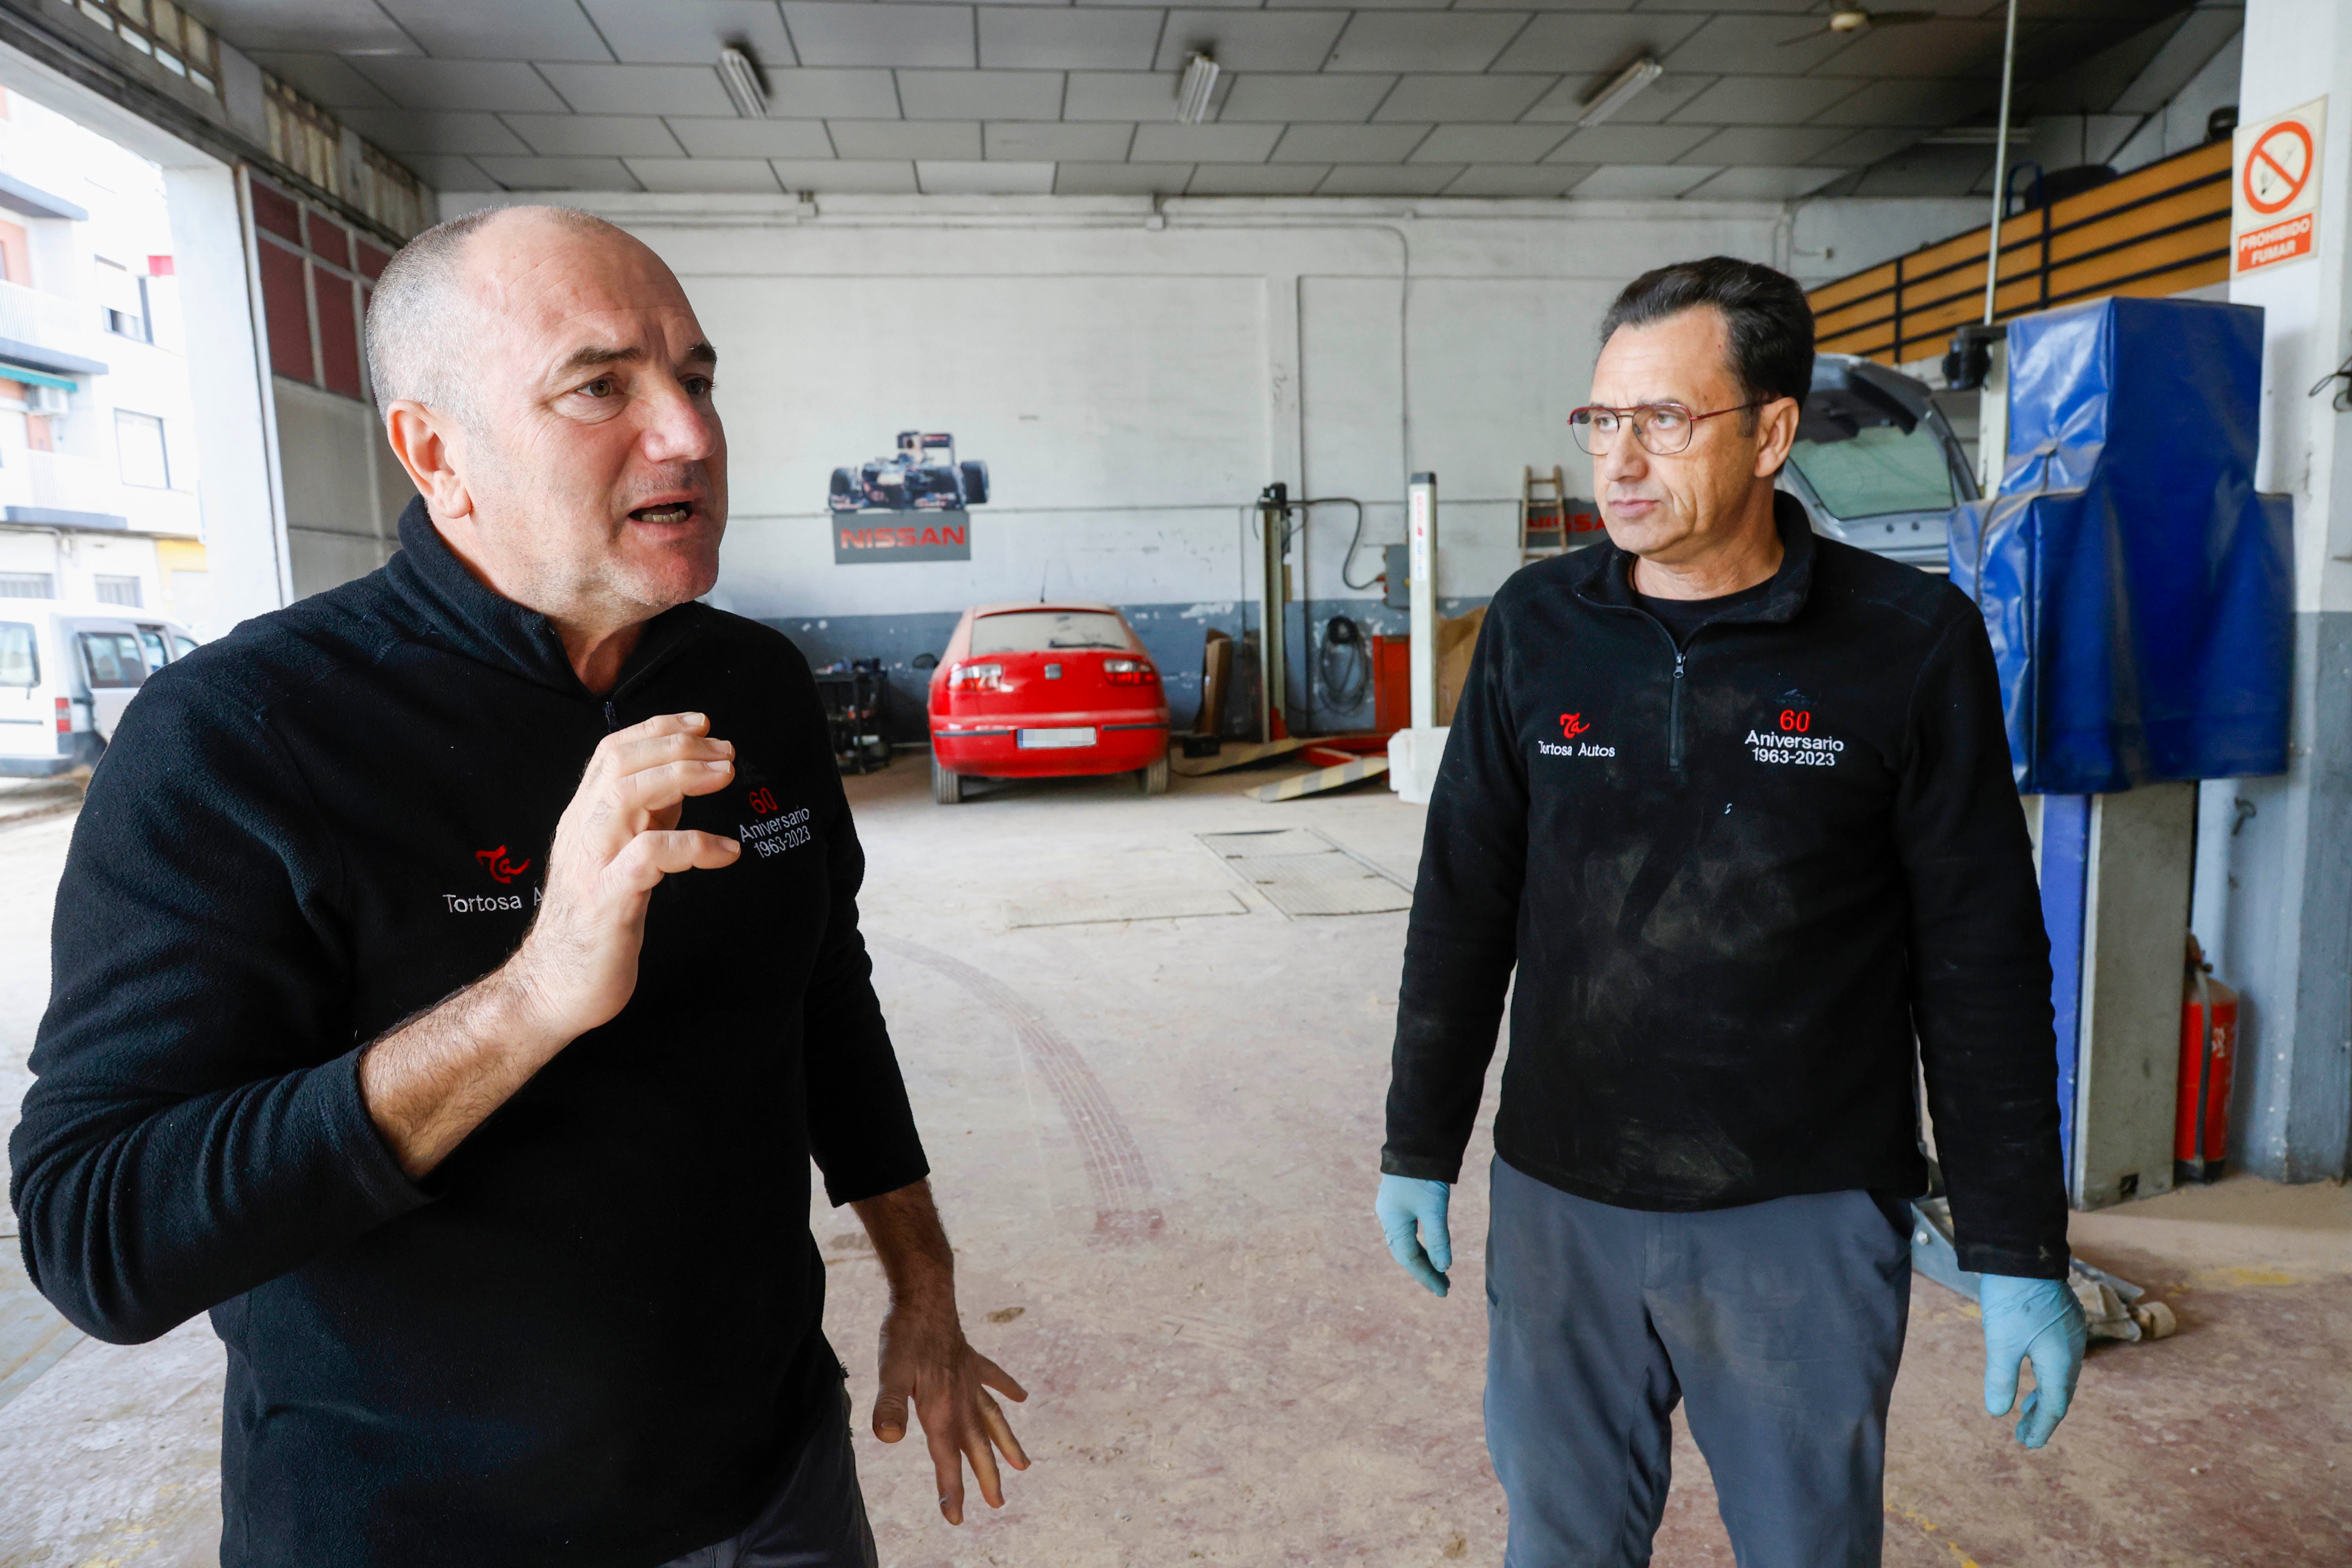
xmin=509 ymin=712 xmax=740 ymax=1040
xmin=873 ymin=1293 xmax=1030 ymax=1525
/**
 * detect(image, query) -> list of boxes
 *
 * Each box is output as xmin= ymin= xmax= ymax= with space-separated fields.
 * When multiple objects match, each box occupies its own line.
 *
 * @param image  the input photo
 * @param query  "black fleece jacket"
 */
xmin=10 ymin=501 xmax=929 ymax=1565
xmin=1385 ymin=495 xmax=2067 ymax=1279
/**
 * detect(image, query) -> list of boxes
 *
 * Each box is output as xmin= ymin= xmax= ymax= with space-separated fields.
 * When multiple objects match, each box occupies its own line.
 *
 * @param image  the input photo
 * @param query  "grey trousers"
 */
xmin=1484 ymin=1157 xmax=1912 ymax=1568
xmin=661 ymin=1391 xmax=880 ymax=1568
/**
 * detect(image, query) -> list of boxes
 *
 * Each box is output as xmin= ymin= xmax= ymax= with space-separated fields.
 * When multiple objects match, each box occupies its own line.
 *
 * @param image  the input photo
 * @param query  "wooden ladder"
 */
xmin=1521 ymin=465 xmax=1568 ymax=563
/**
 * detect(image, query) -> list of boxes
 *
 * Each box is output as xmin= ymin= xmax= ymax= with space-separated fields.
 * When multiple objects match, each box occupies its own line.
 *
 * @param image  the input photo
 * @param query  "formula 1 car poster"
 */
xmin=830 ymin=431 xmax=988 ymax=563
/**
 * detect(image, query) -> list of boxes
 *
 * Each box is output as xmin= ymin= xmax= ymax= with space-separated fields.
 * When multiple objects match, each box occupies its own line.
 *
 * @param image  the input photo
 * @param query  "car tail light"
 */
xmin=1103 ymin=658 xmax=1158 ymax=686
xmin=55 ymin=697 xmax=70 ymax=734
xmin=947 ymin=661 xmax=1003 ymax=691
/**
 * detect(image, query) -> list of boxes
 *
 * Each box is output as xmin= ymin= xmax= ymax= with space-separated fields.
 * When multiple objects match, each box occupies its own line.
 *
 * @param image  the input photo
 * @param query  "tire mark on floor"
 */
xmin=874 ymin=935 xmax=1161 ymax=1239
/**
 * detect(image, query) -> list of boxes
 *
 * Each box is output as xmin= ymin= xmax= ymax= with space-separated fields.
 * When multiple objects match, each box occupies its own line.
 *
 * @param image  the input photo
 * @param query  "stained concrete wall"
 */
xmin=447 ymin=191 xmax=1815 ymax=732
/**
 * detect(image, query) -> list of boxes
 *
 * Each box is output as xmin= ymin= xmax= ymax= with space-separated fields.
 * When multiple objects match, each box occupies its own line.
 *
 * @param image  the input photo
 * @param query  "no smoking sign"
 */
xmin=2233 ymin=97 xmax=2327 ymax=277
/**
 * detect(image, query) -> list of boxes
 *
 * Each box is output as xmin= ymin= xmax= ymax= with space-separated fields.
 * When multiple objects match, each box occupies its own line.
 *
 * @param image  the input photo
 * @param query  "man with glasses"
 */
xmin=1374 ymin=257 xmax=2082 ymax=1565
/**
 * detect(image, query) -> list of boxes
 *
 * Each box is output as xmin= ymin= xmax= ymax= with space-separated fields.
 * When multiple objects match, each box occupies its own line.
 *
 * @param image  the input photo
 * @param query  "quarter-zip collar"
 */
xmin=383 ymin=495 xmax=710 ymax=703
xmin=1577 ymin=489 xmax=1818 ymax=627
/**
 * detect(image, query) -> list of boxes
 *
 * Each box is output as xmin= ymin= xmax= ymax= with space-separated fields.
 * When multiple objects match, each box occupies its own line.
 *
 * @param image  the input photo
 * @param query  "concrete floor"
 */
xmin=1 ymin=759 xmax=2347 ymax=1566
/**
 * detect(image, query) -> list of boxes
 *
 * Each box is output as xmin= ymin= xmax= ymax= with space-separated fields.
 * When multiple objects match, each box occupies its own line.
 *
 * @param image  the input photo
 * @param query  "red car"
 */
xmin=927 ymin=602 xmax=1170 ymax=803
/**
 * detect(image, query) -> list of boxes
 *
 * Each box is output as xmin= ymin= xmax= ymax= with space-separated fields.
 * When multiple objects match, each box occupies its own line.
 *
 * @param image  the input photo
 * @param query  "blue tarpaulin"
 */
xmin=1948 ymin=296 xmax=2293 ymax=795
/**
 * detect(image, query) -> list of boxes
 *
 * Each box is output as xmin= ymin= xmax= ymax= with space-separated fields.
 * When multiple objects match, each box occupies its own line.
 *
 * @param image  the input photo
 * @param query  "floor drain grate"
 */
xmin=1196 ymin=828 xmax=1413 ymax=918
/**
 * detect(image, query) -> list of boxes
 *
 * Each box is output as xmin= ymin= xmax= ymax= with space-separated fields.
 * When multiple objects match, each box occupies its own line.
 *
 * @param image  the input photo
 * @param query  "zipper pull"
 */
xmin=1673 ymin=653 xmax=1686 ymax=679
xmin=603 ymin=699 xmax=619 ymax=731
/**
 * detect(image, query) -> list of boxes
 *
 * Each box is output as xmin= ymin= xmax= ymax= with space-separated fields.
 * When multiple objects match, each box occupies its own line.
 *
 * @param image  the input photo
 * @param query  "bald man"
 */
xmin=11 ymin=207 xmax=1025 ymax=1566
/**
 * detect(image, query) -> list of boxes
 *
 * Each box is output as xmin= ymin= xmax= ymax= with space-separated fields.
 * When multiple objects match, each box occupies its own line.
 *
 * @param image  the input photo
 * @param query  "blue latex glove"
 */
xmin=1376 ymin=1175 xmax=1452 ymax=1297
xmin=1980 ymin=1273 xmax=2087 ymax=1449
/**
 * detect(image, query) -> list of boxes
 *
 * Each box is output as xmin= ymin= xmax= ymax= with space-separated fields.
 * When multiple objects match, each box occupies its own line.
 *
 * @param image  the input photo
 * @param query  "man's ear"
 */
xmin=385 ymin=401 xmax=474 ymax=521
xmin=1752 ymin=395 xmax=1800 ymax=479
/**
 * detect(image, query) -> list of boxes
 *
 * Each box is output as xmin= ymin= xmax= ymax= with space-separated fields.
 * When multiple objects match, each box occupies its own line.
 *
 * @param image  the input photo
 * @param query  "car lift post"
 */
xmin=1407 ymin=473 xmax=1437 ymax=730
xmin=1258 ymin=483 xmax=1289 ymax=742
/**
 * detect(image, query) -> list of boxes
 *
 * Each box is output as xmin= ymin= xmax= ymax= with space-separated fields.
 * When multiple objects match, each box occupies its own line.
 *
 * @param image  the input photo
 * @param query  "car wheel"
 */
xmin=1138 ymin=755 xmax=1169 ymax=796
xmin=932 ymin=755 xmax=966 ymax=804
xmin=960 ymin=459 xmax=989 ymax=506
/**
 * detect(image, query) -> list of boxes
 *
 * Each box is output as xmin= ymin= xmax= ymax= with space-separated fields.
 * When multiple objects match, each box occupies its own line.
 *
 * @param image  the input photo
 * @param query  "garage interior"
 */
xmin=1 ymin=0 xmax=2348 ymax=1564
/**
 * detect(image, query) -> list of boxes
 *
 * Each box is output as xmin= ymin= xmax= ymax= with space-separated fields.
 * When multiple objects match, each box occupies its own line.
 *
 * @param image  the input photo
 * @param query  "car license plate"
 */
xmin=1018 ymin=726 xmax=1096 ymax=749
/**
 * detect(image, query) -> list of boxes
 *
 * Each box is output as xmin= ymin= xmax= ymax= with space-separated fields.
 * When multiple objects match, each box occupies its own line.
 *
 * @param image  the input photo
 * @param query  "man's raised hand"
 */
xmin=508 ymin=712 xmax=741 ymax=1040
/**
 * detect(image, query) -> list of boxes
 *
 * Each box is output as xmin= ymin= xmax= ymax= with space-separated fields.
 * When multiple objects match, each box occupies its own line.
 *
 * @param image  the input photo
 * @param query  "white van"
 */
xmin=0 ymin=602 xmax=201 ymax=777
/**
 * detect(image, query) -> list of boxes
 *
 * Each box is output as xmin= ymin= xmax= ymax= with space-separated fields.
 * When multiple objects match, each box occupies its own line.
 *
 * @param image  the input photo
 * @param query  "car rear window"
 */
xmin=80 ymin=631 xmax=147 ymax=688
xmin=970 ymin=610 xmax=1132 ymax=654
xmin=0 ymin=622 xmax=36 ymax=687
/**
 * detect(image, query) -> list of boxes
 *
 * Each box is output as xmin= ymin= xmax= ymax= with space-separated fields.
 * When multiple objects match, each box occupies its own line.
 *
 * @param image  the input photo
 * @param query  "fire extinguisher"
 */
xmin=2176 ymin=935 xmax=2238 ymax=1185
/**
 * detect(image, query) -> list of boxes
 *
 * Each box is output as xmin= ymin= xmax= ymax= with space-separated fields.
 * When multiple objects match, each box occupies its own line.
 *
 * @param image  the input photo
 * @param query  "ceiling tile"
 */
xmin=1154 ymin=11 xmax=1350 ymax=73
xmin=1807 ymin=127 xmax=1930 ymax=167
xmin=985 ymin=122 xmax=1134 ymax=160
xmin=350 ymin=59 xmax=571 ymax=113
xmin=1187 ymin=164 xmax=1332 ymax=194
xmin=759 ymin=69 xmax=903 ymax=119
xmin=1661 ymin=16 xmax=1851 ymax=76
xmin=243 ymin=51 xmax=399 ymax=110
xmin=503 ymin=114 xmax=687 ymax=158
xmin=1442 ymin=164 xmax=1591 ymax=197
xmin=1130 ymin=123 xmax=1285 ymax=162
xmin=1374 ymin=75 xmax=1555 ymax=123
xmin=580 ymin=0 xmax=797 ymax=67
xmin=336 ymin=109 xmax=534 ymax=156
xmin=769 ymin=159 xmax=922 ymax=192
xmin=829 ymin=120 xmax=984 ymax=159
xmin=784 ymin=4 xmax=975 ymax=69
xmin=1271 ymin=123 xmax=1430 ymax=162
xmin=1570 ymin=163 xmax=1719 ymax=198
xmin=373 ymin=0 xmax=612 ymax=62
xmin=1676 ymin=126 xmax=1850 ymax=165
xmin=1325 ymin=13 xmax=1531 ymax=73
xmin=1667 ymin=75 xmax=1864 ymax=125
xmin=1543 ymin=122 xmax=1713 ymax=163
xmin=1053 ymin=162 xmax=1196 ymax=194
xmin=205 ymin=0 xmax=419 ymax=55
xmin=1410 ymin=125 xmax=1570 ymax=163
xmin=470 ymin=156 xmax=643 ymax=191
xmin=1317 ymin=163 xmax=1464 ymax=195
xmin=1266 ymin=0 xmax=1435 ymax=11
xmin=1062 ymin=72 xmax=1188 ymax=121
xmin=1683 ymin=165 xmax=1843 ymax=199
xmin=898 ymin=70 xmax=1064 ymax=120
xmin=666 ymin=118 xmax=838 ymax=158
xmin=979 ymin=9 xmax=1163 ymax=70
xmin=539 ymin=64 xmax=737 ymax=117
xmin=918 ymin=160 xmax=1056 ymax=194
xmin=1845 ymin=145 xmax=1991 ymax=198
xmin=1217 ymin=73 xmax=1394 ymax=123
xmin=395 ymin=154 xmax=497 ymax=191
xmin=1811 ymin=79 xmax=1986 ymax=128
xmin=1521 ymin=69 xmax=1713 ymax=124
xmin=626 ymin=157 xmax=787 ymax=192
xmin=1812 ymin=19 xmax=2006 ymax=81
xmin=1491 ymin=13 xmax=1706 ymax=74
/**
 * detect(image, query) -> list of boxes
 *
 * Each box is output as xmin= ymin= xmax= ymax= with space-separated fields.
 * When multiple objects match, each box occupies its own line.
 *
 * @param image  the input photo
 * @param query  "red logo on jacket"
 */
xmin=1559 ymin=713 xmax=1592 ymax=740
xmin=476 ymin=845 xmax=532 ymax=884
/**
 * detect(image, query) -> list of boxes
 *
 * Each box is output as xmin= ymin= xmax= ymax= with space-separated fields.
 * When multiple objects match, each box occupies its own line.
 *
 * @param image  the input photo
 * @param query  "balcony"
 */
xmin=0 ymin=278 xmax=109 ymax=382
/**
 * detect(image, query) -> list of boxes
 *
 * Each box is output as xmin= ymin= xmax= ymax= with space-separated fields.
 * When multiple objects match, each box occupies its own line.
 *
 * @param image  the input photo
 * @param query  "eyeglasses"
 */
xmin=1568 ymin=401 xmax=1769 ymax=456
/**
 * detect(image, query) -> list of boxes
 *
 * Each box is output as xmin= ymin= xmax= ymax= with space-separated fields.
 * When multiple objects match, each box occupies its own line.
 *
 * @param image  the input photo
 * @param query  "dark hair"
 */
xmin=1597 ymin=256 xmax=1815 ymax=424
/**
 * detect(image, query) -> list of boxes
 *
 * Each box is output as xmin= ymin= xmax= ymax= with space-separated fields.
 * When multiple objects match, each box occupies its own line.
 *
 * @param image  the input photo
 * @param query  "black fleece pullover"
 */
xmin=1385 ymin=495 xmax=2068 ymax=1279
xmin=10 ymin=501 xmax=929 ymax=1565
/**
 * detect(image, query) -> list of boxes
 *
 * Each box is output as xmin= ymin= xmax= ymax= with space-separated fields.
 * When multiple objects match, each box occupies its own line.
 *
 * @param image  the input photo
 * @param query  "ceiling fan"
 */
xmin=1782 ymin=7 xmax=1939 ymax=44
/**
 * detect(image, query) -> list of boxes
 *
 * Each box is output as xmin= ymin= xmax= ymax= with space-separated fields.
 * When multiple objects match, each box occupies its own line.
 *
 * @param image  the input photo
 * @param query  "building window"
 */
xmin=252 ymin=178 xmax=384 ymax=402
xmin=116 ymin=410 xmax=170 ymax=487
xmin=94 ymin=575 xmax=144 ymax=608
xmin=70 ymin=0 xmax=221 ymax=96
xmin=0 ymin=572 xmax=56 ymax=599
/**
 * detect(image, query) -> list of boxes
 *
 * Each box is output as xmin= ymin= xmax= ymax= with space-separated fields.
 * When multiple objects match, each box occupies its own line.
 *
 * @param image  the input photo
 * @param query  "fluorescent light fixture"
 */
xmin=1176 ymin=52 xmax=1220 ymax=125
xmin=1577 ymin=55 xmax=1662 ymax=129
xmin=719 ymin=45 xmax=768 ymax=120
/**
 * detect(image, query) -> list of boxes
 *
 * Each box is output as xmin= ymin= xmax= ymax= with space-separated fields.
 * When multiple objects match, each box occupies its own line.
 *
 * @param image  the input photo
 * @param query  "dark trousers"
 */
xmin=660 ymin=1391 xmax=879 ymax=1568
xmin=1484 ymin=1157 xmax=1911 ymax=1568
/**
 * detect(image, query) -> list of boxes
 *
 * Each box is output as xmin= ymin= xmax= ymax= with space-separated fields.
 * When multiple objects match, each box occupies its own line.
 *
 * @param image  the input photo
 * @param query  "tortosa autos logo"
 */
xmin=1540 ymin=711 xmax=1614 ymax=759
xmin=475 ymin=845 xmax=532 ymax=884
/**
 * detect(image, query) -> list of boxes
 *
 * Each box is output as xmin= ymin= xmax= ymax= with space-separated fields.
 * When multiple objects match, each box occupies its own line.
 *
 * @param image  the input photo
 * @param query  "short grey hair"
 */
xmin=363 ymin=204 xmax=617 ymax=420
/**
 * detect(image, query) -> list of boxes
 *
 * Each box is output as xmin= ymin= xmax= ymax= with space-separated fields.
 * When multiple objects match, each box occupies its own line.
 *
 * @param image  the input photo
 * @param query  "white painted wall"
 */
xmin=453 ymin=192 xmax=1796 ymax=631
